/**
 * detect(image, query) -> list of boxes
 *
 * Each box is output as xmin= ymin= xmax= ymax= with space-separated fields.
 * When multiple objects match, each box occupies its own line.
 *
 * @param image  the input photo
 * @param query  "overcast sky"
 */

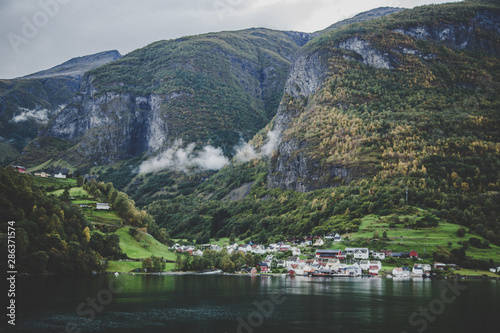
xmin=0 ymin=0 xmax=460 ymax=79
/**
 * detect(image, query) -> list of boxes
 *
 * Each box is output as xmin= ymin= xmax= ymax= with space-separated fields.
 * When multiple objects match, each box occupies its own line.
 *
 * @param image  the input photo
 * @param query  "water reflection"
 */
xmin=12 ymin=275 xmax=500 ymax=333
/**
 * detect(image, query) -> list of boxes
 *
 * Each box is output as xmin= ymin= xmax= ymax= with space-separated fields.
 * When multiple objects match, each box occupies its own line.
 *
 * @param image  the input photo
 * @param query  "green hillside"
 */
xmin=142 ymin=1 xmax=500 ymax=269
xmin=114 ymin=227 xmax=175 ymax=260
xmin=18 ymin=28 xmax=308 ymax=169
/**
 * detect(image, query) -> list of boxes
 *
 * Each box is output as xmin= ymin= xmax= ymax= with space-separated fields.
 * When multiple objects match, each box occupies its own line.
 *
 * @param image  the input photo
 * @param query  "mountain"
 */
xmin=313 ymin=7 xmax=405 ymax=36
xmin=17 ymin=6 xmax=406 ymax=169
xmin=23 ymin=50 xmax=122 ymax=79
xmin=18 ymin=29 xmax=309 ymax=167
xmin=268 ymin=0 xmax=500 ymax=192
xmin=10 ymin=1 xmax=500 ymax=258
xmin=0 ymin=50 xmax=122 ymax=164
xmin=138 ymin=0 xmax=500 ymax=256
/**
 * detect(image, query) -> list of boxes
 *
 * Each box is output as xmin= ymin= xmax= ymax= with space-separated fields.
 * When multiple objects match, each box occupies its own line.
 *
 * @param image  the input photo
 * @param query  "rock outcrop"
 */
xmin=394 ymin=11 xmax=500 ymax=55
xmin=268 ymin=4 xmax=500 ymax=193
xmin=44 ymin=77 xmax=170 ymax=165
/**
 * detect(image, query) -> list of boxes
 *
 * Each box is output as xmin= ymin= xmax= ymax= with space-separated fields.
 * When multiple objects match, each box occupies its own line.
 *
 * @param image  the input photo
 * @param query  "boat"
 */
xmin=312 ymin=270 xmax=331 ymax=277
xmin=196 ymin=269 xmax=223 ymax=275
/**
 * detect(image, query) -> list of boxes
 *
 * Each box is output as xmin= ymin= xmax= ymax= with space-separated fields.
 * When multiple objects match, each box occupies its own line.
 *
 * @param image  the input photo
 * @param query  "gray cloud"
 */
xmin=139 ymin=140 xmax=230 ymax=174
xmin=234 ymin=129 xmax=280 ymax=163
xmin=0 ymin=0 xmax=459 ymax=79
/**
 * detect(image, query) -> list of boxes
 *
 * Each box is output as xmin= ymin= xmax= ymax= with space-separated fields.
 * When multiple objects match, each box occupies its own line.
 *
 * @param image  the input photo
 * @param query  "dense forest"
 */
xmin=139 ymin=0 xmax=500 ymax=250
xmin=0 ymin=167 xmax=168 ymax=274
xmin=2 ymin=1 xmax=499 ymax=273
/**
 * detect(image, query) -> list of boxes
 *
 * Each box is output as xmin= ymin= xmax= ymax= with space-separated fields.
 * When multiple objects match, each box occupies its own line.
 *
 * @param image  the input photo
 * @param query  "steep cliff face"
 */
xmin=23 ymin=29 xmax=305 ymax=167
xmin=44 ymin=78 xmax=169 ymax=165
xmin=268 ymin=1 xmax=500 ymax=192
xmin=394 ymin=10 xmax=500 ymax=55
xmin=0 ymin=50 xmax=121 ymax=165
xmin=267 ymin=50 xmax=335 ymax=192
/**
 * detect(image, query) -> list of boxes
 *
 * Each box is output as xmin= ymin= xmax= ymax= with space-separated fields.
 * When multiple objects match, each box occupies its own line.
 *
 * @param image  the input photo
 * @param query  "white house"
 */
xmin=344 ymin=265 xmax=362 ymax=276
xmin=54 ymin=172 xmax=66 ymax=179
xmin=392 ymin=267 xmax=411 ymax=277
xmin=372 ymin=252 xmax=386 ymax=260
xmin=412 ymin=266 xmax=424 ymax=276
xmin=434 ymin=262 xmax=446 ymax=270
xmin=96 ymin=203 xmax=110 ymax=210
xmin=369 ymin=261 xmax=382 ymax=270
xmin=325 ymin=233 xmax=342 ymax=241
xmin=210 ymin=244 xmax=222 ymax=252
xmin=489 ymin=267 xmax=500 ymax=274
xmin=346 ymin=248 xmax=369 ymax=260
xmin=292 ymin=247 xmax=301 ymax=256
xmin=359 ymin=260 xmax=370 ymax=270
xmin=420 ymin=264 xmax=432 ymax=272
xmin=313 ymin=238 xmax=324 ymax=247
xmin=280 ymin=244 xmax=291 ymax=252
xmin=369 ymin=265 xmax=381 ymax=275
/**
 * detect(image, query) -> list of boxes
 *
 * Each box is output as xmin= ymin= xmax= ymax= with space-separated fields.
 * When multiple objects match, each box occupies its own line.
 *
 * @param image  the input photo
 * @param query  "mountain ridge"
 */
xmin=22 ymin=50 xmax=122 ymax=79
xmin=0 ymin=50 xmax=123 ymax=164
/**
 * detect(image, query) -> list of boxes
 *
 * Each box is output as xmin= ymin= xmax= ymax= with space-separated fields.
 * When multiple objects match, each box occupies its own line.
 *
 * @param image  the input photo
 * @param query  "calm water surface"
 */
xmin=5 ymin=274 xmax=500 ymax=333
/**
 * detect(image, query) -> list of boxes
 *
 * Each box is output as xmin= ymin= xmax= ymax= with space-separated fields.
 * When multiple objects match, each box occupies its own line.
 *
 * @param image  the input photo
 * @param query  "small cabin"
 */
xmin=96 ymin=203 xmax=110 ymax=210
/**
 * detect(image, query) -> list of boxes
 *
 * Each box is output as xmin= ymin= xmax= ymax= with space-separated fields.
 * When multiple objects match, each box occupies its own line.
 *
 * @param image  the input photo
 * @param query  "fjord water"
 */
xmin=11 ymin=274 xmax=500 ymax=333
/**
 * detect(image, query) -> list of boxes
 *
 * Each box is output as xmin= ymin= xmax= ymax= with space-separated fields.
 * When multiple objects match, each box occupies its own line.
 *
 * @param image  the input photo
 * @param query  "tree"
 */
xmin=152 ymin=256 xmax=165 ymax=272
xmin=77 ymin=176 xmax=84 ymax=187
xmin=456 ymin=227 xmax=466 ymax=237
xmin=221 ymin=256 xmax=235 ymax=272
xmin=271 ymin=259 xmax=278 ymax=271
xmin=382 ymin=230 xmax=388 ymax=239
xmin=157 ymin=228 xmax=172 ymax=245
xmin=230 ymin=233 xmax=236 ymax=244
xmin=373 ymin=230 xmax=380 ymax=238
xmin=258 ymin=228 xmax=268 ymax=244
xmin=82 ymin=227 xmax=91 ymax=243
xmin=142 ymin=257 xmax=153 ymax=272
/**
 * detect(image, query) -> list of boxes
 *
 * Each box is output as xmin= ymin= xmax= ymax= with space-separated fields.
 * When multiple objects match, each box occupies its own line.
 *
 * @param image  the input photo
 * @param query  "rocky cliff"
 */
xmin=21 ymin=29 xmax=305 ymax=167
xmin=268 ymin=1 xmax=500 ymax=192
xmin=0 ymin=50 xmax=121 ymax=164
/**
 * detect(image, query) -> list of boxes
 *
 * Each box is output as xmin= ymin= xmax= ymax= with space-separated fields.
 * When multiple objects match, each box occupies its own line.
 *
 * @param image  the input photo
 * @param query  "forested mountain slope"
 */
xmin=18 ymin=29 xmax=309 ymax=167
xmin=142 ymin=1 xmax=500 ymax=255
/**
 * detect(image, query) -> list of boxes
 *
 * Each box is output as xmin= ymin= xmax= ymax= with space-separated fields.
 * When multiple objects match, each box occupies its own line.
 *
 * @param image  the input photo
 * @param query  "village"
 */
xmin=170 ymin=234 xmax=453 ymax=278
xmin=11 ymin=164 xmax=499 ymax=278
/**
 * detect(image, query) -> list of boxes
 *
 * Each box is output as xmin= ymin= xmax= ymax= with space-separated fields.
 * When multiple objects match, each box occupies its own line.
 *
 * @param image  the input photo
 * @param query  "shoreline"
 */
xmin=106 ymin=271 xmax=500 ymax=280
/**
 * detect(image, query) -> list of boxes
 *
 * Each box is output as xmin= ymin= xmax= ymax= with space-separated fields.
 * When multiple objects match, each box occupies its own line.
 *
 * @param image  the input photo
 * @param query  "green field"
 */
xmin=86 ymin=210 xmax=123 ymax=225
xmin=115 ymin=227 xmax=176 ymax=260
xmin=347 ymin=214 xmax=500 ymax=263
xmin=72 ymin=199 xmax=98 ymax=204
xmin=107 ymin=261 xmax=142 ymax=272
xmin=33 ymin=177 xmax=77 ymax=188
xmin=50 ymin=186 xmax=89 ymax=197
xmin=106 ymin=260 xmax=176 ymax=273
